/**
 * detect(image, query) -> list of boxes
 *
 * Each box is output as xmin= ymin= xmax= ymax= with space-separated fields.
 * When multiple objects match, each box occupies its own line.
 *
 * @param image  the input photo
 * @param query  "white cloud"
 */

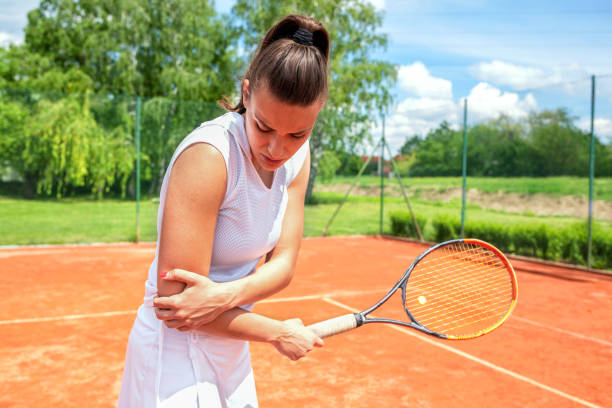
xmin=0 ymin=31 xmax=22 ymax=48
xmin=367 ymin=0 xmax=386 ymax=10
xmin=378 ymin=65 xmax=550 ymax=154
xmin=395 ymin=97 xmax=458 ymax=123
xmin=470 ymin=60 xmax=590 ymax=91
xmin=467 ymin=82 xmax=538 ymax=122
xmin=579 ymin=117 xmax=612 ymax=144
xmin=397 ymin=62 xmax=453 ymax=99
xmin=378 ymin=96 xmax=459 ymax=153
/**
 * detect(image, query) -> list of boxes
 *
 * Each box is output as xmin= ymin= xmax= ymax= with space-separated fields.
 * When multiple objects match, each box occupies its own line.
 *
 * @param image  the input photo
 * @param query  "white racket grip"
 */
xmin=308 ymin=313 xmax=359 ymax=339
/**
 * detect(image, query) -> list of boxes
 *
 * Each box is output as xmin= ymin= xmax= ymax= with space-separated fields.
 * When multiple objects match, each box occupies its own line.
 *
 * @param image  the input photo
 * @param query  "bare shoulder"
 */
xmin=167 ymin=142 xmax=227 ymax=203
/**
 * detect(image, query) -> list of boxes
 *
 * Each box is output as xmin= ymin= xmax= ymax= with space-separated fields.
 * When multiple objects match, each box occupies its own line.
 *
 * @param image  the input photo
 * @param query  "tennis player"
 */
xmin=118 ymin=14 xmax=329 ymax=408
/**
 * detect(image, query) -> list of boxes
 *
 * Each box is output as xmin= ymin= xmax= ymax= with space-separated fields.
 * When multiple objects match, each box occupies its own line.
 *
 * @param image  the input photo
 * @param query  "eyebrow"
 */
xmin=254 ymin=113 xmax=311 ymax=135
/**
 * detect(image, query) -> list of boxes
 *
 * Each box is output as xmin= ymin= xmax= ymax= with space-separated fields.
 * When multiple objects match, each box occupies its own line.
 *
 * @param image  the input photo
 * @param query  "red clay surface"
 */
xmin=1 ymin=236 xmax=611 ymax=407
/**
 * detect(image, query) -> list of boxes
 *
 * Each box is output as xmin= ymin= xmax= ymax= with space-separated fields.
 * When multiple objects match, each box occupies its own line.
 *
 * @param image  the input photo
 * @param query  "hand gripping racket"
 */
xmin=308 ymin=239 xmax=518 ymax=340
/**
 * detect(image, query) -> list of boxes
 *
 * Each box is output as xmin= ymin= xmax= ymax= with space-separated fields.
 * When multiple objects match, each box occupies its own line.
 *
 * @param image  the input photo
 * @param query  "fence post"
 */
xmin=587 ymin=75 xmax=596 ymax=268
xmin=380 ymin=114 xmax=385 ymax=235
xmin=136 ymin=96 xmax=142 ymax=244
xmin=461 ymin=98 xmax=468 ymax=237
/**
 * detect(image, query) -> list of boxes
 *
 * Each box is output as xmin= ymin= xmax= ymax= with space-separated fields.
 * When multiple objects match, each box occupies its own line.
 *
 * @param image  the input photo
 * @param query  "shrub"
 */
xmin=388 ymin=212 xmax=611 ymax=269
xmin=431 ymin=214 xmax=460 ymax=242
xmin=390 ymin=211 xmax=427 ymax=239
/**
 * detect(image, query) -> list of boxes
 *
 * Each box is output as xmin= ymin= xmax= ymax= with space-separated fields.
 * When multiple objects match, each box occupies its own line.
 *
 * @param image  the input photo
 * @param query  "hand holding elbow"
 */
xmin=154 ymin=268 xmax=236 ymax=329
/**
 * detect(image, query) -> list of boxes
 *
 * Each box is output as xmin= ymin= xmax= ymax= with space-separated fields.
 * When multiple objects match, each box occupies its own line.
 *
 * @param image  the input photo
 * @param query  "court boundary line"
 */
xmin=0 ymin=291 xmax=388 ymax=325
xmin=511 ymin=316 xmax=612 ymax=347
xmin=2 ymin=291 xmax=610 ymax=350
xmin=321 ymin=297 xmax=603 ymax=408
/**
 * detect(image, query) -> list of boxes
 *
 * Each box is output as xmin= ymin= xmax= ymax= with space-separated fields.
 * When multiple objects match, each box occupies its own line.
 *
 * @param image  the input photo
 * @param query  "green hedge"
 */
xmin=389 ymin=211 xmax=612 ymax=270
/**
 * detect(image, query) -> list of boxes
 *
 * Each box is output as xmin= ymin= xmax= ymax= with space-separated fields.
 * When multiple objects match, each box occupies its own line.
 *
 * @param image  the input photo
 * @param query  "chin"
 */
xmin=258 ymin=154 xmax=285 ymax=170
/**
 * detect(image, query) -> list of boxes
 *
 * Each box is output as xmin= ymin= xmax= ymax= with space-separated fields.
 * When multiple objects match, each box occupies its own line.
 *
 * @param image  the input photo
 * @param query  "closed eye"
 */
xmin=255 ymin=122 xmax=272 ymax=133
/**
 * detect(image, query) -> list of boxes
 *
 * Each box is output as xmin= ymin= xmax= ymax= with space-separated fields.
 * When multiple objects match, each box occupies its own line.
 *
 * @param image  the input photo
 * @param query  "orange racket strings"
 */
xmin=405 ymin=242 xmax=515 ymax=338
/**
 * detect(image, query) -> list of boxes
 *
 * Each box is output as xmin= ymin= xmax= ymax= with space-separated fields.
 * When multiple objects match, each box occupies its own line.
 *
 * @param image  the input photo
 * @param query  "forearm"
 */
xmin=194 ymin=307 xmax=285 ymax=343
xmin=224 ymin=256 xmax=295 ymax=309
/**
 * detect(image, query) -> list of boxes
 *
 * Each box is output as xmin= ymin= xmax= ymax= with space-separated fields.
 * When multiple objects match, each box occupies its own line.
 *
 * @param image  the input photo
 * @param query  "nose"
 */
xmin=267 ymin=134 xmax=284 ymax=159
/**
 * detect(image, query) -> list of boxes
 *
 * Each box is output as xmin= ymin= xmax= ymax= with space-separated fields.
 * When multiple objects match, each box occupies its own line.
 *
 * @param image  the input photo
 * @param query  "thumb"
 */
xmin=285 ymin=317 xmax=303 ymax=325
xmin=314 ymin=336 xmax=324 ymax=347
xmin=161 ymin=268 xmax=203 ymax=285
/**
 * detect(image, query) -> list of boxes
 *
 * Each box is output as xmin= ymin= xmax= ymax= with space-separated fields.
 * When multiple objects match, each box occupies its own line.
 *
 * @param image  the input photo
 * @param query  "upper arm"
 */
xmin=265 ymin=149 xmax=311 ymax=267
xmin=157 ymin=143 xmax=227 ymax=297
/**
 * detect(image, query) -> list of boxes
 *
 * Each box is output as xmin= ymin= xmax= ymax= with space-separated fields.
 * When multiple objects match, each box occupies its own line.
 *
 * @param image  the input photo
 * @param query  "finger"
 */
xmin=164 ymin=319 xmax=185 ymax=329
xmin=162 ymin=268 xmax=206 ymax=285
xmin=153 ymin=296 xmax=176 ymax=310
xmin=154 ymin=308 xmax=175 ymax=321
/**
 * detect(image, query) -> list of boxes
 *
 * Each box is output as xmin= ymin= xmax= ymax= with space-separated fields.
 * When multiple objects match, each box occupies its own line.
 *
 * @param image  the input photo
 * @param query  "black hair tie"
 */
xmin=292 ymin=28 xmax=314 ymax=46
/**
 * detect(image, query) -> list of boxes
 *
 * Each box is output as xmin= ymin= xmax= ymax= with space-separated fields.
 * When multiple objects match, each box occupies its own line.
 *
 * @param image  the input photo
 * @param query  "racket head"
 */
xmin=401 ymin=239 xmax=518 ymax=340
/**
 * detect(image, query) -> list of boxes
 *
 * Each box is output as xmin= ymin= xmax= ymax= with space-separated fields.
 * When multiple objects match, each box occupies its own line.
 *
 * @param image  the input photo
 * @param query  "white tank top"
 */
xmin=146 ymin=112 xmax=309 ymax=307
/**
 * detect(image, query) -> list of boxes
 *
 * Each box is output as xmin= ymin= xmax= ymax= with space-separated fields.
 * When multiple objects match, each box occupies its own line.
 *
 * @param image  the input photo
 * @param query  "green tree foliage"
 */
xmin=139 ymin=97 xmax=223 ymax=193
xmin=5 ymin=93 xmax=133 ymax=198
xmin=410 ymin=121 xmax=462 ymax=176
xmin=0 ymin=0 xmax=238 ymax=198
xmin=335 ymin=151 xmax=364 ymax=176
xmin=317 ymin=150 xmax=342 ymax=182
xmin=399 ymin=135 xmax=421 ymax=155
xmin=407 ymin=110 xmax=611 ymax=177
xmin=22 ymin=0 xmax=239 ymax=101
xmin=527 ymin=109 xmax=590 ymax=176
xmin=231 ymin=0 xmax=397 ymax=201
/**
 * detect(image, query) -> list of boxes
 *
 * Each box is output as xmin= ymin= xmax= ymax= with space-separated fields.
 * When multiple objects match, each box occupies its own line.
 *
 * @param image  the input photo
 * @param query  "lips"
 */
xmin=261 ymin=154 xmax=283 ymax=166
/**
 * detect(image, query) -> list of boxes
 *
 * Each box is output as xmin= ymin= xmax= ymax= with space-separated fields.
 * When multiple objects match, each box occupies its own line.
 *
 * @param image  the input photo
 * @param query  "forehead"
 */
xmin=250 ymin=85 xmax=322 ymax=133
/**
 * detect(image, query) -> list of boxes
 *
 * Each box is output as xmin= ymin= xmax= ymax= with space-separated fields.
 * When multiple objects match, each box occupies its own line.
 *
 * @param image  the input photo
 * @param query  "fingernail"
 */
xmin=160 ymin=272 xmax=167 ymax=278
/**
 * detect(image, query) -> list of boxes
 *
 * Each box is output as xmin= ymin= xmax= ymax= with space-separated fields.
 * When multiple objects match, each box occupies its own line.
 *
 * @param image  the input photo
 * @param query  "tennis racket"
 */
xmin=308 ymin=238 xmax=518 ymax=340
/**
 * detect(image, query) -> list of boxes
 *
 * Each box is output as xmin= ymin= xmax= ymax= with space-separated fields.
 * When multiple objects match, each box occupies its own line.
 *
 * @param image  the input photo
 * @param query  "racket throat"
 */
xmin=354 ymin=313 xmax=365 ymax=328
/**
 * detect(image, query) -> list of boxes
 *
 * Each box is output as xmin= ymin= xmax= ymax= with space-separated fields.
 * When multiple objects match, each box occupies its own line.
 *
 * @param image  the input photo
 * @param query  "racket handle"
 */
xmin=308 ymin=313 xmax=360 ymax=339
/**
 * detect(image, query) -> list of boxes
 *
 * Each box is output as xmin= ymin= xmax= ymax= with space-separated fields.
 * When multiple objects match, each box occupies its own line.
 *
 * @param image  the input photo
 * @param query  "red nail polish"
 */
xmin=160 ymin=272 xmax=167 ymax=278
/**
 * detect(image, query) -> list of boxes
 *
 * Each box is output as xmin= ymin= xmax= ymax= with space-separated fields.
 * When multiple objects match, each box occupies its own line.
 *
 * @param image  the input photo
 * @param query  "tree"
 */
xmin=230 ymin=0 xmax=397 ymax=201
xmin=410 ymin=121 xmax=462 ymax=176
xmin=1 ymin=0 xmax=240 ymax=197
xmin=5 ymin=93 xmax=133 ymax=198
xmin=527 ymin=109 xmax=590 ymax=176
xmin=399 ymin=135 xmax=422 ymax=155
xmin=22 ymin=0 xmax=240 ymax=102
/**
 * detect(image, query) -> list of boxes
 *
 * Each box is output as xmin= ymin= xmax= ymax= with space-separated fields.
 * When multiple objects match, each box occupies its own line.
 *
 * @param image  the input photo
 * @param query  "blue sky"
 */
xmin=2 ymin=0 xmax=611 ymax=152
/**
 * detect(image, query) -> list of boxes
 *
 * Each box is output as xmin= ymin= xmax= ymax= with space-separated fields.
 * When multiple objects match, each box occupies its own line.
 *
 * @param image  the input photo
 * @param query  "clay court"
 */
xmin=1 ymin=236 xmax=611 ymax=407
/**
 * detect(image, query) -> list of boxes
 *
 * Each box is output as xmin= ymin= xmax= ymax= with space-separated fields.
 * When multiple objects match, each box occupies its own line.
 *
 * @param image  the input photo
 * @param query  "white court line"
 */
xmin=260 ymin=289 xmax=385 ymax=304
xmin=321 ymin=297 xmax=603 ymax=408
xmin=2 ymin=289 xmax=609 ymax=351
xmin=0 ymin=290 xmax=388 ymax=326
xmin=511 ymin=316 xmax=612 ymax=347
xmin=0 ymin=310 xmax=136 ymax=325
xmin=2 ymin=289 xmax=610 ymax=352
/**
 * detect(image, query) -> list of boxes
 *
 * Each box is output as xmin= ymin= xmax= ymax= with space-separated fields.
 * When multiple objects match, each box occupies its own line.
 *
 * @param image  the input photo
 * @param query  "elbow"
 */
xmin=278 ymin=261 xmax=296 ymax=289
xmin=157 ymin=268 xmax=187 ymax=297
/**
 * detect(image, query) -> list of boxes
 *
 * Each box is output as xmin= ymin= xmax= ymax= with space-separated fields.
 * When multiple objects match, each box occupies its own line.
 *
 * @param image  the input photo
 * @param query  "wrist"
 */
xmin=268 ymin=320 xmax=291 ymax=345
xmin=221 ymin=278 xmax=247 ymax=310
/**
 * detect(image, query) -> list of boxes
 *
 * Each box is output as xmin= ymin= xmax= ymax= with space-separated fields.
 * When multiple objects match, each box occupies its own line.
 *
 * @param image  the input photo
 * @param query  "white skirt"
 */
xmin=117 ymin=281 xmax=258 ymax=408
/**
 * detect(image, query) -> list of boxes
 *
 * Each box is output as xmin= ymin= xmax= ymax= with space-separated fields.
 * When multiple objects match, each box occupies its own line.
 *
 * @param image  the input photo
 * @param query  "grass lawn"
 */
xmin=322 ymin=176 xmax=612 ymax=201
xmin=0 ymin=197 xmax=158 ymax=245
xmin=2 ymin=189 xmax=609 ymax=246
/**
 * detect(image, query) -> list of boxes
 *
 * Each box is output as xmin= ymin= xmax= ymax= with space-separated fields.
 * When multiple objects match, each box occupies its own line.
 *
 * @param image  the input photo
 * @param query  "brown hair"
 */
xmin=220 ymin=14 xmax=330 ymax=113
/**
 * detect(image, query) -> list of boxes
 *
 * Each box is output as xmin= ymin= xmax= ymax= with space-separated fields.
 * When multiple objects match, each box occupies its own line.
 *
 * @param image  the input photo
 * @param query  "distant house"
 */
xmin=360 ymin=155 xmax=394 ymax=177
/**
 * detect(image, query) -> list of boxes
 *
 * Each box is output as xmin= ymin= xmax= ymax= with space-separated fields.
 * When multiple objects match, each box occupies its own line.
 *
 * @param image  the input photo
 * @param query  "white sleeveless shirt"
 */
xmin=148 ymin=111 xmax=309 ymax=292
xmin=118 ymin=112 xmax=309 ymax=408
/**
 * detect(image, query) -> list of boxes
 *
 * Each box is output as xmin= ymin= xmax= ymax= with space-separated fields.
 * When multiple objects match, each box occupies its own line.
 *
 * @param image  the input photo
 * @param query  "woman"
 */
xmin=118 ymin=14 xmax=330 ymax=408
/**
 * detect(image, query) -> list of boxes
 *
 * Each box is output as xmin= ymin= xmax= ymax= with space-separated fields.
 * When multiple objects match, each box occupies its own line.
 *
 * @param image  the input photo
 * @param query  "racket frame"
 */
xmin=352 ymin=238 xmax=518 ymax=340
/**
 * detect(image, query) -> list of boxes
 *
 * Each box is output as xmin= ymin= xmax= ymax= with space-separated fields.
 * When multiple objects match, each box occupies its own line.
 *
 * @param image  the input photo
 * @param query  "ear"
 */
xmin=242 ymin=79 xmax=250 ymax=107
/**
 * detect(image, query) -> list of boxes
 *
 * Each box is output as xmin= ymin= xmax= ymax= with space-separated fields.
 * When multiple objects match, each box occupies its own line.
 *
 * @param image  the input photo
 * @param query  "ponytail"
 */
xmin=220 ymin=14 xmax=330 ymax=113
